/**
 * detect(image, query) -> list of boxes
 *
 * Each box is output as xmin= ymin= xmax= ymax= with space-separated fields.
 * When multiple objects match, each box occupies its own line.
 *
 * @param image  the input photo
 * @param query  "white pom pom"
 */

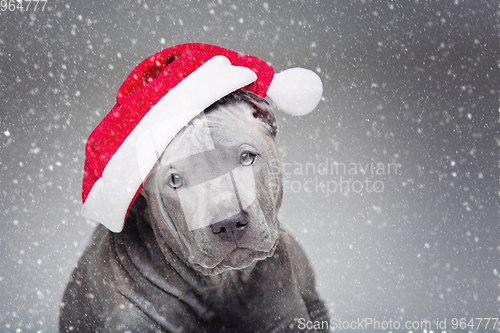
xmin=266 ymin=67 xmax=323 ymax=116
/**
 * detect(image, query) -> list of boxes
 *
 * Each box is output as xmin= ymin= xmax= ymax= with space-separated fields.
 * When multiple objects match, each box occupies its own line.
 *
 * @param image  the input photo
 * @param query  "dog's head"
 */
xmin=141 ymin=92 xmax=283 ymax=275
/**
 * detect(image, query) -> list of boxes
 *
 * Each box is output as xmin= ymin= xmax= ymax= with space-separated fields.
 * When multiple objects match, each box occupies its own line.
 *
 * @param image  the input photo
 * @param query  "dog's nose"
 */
xmin=210 ymin=211 xmax=248 ymax=241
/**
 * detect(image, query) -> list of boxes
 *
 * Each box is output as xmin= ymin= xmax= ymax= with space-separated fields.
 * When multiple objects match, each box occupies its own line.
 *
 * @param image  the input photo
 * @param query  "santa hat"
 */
xmin=82 ymin=43 xmax=323 ymax=232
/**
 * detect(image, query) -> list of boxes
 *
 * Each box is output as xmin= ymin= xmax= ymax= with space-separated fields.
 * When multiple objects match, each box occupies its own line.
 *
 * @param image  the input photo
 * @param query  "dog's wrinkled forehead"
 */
xmin=163 ymin=113 xmax=216 ymax=164
xmin=207 ymin=91 xmax=277 ymax=135
xmin=157 ymin=92 xmax=275 ymax=170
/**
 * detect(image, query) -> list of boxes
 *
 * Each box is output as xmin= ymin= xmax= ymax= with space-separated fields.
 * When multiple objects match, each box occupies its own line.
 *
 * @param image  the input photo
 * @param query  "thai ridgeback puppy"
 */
xmin=60 ymin=92 xmax=329 ymax=332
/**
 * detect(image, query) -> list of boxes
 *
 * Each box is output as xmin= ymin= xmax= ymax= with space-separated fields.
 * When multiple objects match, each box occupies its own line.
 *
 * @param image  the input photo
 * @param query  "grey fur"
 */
xmin=60 ymin=92 xmax=329 ymax=332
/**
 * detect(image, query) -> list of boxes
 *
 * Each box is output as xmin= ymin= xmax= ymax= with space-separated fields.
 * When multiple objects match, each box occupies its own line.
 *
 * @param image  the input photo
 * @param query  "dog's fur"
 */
xmin=60 ymin=92 xmax=329 ymax=332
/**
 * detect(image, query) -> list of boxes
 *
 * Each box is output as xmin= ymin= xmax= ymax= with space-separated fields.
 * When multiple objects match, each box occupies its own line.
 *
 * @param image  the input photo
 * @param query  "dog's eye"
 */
xmin=168 ymin=173 xmax=184 ymax=189
xmin=240 ymin=151 xmax=256 ymax=166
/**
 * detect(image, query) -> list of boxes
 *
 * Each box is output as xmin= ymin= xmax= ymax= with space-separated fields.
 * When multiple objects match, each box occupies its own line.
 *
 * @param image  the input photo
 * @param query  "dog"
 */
xmin=60 ymin=92 xmax=329 ymax=332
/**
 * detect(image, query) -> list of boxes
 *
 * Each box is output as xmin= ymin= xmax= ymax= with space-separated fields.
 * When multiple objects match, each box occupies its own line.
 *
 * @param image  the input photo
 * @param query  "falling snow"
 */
xmin=1 ymin=0 xmax=499 ymax=331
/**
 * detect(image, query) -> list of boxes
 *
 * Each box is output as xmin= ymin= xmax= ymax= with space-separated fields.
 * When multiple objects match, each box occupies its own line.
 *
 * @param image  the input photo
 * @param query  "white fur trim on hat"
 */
xmin=81 ymin=56 xmax=257 ymax=232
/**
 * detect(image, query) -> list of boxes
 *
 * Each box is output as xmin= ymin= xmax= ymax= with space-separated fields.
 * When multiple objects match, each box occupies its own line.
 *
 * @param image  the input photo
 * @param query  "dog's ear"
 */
xmin=239 ymin=92 xmax=278 ymax=136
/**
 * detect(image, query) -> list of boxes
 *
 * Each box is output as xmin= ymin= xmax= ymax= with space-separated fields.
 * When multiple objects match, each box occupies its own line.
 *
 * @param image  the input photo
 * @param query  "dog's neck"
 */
xmin=113 ymin=204 xmax=261 ymax=320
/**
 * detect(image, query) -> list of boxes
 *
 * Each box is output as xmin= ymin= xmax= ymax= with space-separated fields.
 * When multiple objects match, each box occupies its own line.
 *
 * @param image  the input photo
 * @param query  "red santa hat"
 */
xmin=82 ymin=43 xmax=323 ymax=232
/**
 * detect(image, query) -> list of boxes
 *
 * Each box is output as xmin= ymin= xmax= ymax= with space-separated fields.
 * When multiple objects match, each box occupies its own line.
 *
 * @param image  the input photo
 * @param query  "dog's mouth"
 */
xmin=215 ymin=247 xmax=271 ymax=272
xmin=223 ymin=247 xmax=259 ymax=268
xmin=193 ymin=238 xmax=279 ymax=275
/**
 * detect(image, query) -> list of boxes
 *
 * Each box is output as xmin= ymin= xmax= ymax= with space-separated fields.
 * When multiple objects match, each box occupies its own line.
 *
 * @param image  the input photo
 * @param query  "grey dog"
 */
xmin=60 ymin=92 xmax=329 ymax=332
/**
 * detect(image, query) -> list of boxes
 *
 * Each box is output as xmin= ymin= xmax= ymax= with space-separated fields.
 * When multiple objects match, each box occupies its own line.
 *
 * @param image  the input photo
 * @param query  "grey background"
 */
xmin=1 ymin=0 xmax=498 ymax=332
